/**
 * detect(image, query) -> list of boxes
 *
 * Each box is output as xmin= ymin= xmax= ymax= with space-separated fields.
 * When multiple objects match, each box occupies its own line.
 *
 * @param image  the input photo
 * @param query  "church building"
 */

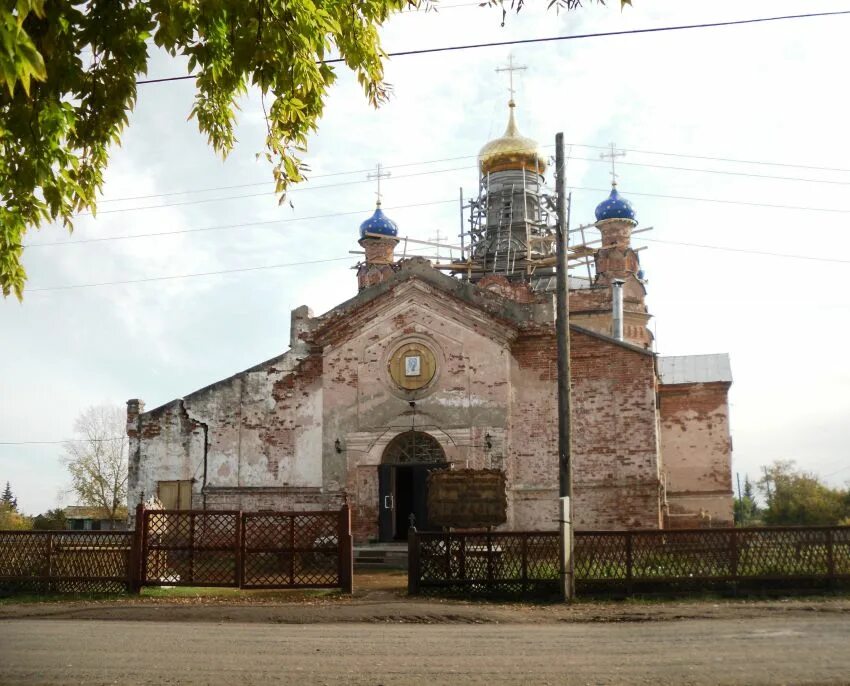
xmin=127 ymin=95 xmax=734 ymax=541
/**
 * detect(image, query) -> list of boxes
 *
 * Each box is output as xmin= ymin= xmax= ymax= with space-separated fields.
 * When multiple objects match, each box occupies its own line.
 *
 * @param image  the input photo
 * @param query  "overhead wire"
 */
xmin=25 ymin=198 xmax=458 ymax=248
xmin=73 ymin=165 xmax=473 ymax=217
xmin=87 ymin=146 xmax=850 ymax=209
xmin=134 ymin=10 xmax=850 ymax=86
xmin=0 ymin=438 xmax=125 ymax=446
xmin=26 ymin=234 xmax=850 ymax=293
xmin=632 ymin=237 xmax=850 ymax=265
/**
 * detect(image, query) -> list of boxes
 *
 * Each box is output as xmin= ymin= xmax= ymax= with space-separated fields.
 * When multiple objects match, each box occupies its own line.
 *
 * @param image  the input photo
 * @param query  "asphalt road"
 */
xmin=2 ymin=617 xmax=849 ymax=685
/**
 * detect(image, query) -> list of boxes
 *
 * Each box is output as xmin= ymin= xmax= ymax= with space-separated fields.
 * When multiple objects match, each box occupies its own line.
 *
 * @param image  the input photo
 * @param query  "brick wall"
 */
xmin=659 ymin=381 xmax=734 ymax=526
xmin=570 ymin=329 xmax=662 ymax=529
xmin=507 ymin=327 xmax=662 ymax=531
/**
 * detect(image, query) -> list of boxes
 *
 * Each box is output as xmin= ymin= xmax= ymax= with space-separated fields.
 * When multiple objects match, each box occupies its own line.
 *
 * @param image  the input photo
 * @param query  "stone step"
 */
xmin=353 ymin=545 xmax=409 ymax=570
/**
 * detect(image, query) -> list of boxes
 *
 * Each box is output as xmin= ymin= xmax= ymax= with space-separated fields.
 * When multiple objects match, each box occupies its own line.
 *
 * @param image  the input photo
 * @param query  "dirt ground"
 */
xmin=1 ymin=570 xmax=849 ymax=625
xmin=3 ymin=616 xmax=850 ymax=685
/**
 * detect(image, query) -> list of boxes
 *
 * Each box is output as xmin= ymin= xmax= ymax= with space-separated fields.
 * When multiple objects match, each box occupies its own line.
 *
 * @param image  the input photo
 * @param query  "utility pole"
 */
xmin=555 ymin=132 xmax=574 ymax=602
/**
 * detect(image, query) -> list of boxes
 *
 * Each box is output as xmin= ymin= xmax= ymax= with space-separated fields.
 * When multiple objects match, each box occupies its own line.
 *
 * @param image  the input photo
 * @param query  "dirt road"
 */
xmin=2 ymin=616 xmax=849 ymax=685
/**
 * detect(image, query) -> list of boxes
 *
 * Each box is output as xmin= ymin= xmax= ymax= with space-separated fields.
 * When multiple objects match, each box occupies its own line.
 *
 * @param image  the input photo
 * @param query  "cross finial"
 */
xmin=600 ymin=142 xmax=626 ymax=187
xmin=495 ymin=54 xmax=527 ymax=104
xmin=366 ymin=162 xmax=391 ymax=207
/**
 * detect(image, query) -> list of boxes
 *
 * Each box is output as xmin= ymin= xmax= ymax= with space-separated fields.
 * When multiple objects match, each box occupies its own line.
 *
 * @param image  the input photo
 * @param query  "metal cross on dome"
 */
xmin=367 ymin=162 xmax=391 ymax=206
xmin=495 ymin=54 xmax=527 ymax=102
xmin=600 ymin=142 xmax=626 ymax=186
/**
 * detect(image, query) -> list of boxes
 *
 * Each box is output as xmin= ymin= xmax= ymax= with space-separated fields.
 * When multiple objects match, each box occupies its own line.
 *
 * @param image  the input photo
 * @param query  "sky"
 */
xmin=2 ymin=0 xmax=850 ymax=515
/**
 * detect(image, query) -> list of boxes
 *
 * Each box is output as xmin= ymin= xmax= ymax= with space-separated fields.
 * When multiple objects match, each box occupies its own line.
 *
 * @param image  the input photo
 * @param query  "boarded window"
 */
xmin=157 ymin=480 xmax=193 ymax=510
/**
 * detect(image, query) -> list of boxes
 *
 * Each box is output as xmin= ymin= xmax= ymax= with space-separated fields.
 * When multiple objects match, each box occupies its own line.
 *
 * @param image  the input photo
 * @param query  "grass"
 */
xmin=0 ymin=585 xmax=343 ymax=605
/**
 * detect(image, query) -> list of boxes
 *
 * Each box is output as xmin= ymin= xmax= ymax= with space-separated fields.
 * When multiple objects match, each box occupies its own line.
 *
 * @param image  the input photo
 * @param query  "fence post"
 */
xmin=128 ymin=503 xmax=145 ymax=594
xmin=139 ymin=507 xmax=150 ymax=587
xmin=407 ymin=525 xmax=420 ymax=596
xmin=338 ymin=505 xmax=354 ymax=594
xmin=826 ymin=528 xmax=835 ymax=589
xmin=625 ymin=531 xmax=633 ymax=596
xmin=236 ymin=512 xmax=244 ymax=589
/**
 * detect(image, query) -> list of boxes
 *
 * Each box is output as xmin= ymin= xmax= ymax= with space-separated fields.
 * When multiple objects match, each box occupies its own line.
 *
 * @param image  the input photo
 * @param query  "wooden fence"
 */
xmin=0 ymin=530 xmax=135 ymax=594
xmin=0 ymin=505 xmax=353 ymax=595
xmin=409 ymin=526 xmax=850 ymax=597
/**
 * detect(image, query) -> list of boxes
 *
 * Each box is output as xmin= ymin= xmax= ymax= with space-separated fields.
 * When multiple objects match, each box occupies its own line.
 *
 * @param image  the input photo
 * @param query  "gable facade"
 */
xmin=127 ymin=257 xmax=731 ymax=541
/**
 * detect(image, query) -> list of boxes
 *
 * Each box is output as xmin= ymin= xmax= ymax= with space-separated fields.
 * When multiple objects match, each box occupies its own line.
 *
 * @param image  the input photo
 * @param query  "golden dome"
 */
xmin=478 ymin=100 xmax=546 ymax=175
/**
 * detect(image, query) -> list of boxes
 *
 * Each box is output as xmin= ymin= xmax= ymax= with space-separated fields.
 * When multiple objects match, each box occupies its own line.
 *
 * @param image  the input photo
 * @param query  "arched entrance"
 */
xmin=378 ymin=431 xmax=447 ymax=542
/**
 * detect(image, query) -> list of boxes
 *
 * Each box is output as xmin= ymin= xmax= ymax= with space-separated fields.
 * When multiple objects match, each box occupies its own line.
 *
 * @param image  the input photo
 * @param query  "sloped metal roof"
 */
xmin=658 ymin=354 xmax=732 ymax=385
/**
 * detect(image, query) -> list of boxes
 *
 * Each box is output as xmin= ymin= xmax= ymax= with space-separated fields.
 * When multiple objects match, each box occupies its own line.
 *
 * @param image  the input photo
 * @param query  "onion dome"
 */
xmin=359 ymin=203 xmax=399 ymax=239
xmin=595 ymin=185 xmax=637 ymax=224
xmin=479 ymin=100 xmax=546 ymax=175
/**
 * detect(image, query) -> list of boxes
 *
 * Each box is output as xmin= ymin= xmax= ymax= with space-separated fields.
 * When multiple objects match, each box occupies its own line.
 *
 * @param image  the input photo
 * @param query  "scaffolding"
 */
xmin=436 ymin=170 xmax=602 ymax=286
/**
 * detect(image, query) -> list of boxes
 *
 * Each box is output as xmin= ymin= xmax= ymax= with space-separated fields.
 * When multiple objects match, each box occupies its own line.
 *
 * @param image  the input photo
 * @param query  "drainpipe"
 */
xmin=612 ymin=279 xmax=625 ymax=342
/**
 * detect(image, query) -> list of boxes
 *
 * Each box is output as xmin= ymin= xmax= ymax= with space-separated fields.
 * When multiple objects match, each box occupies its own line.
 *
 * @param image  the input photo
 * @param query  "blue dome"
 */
xmin=595 ymin=186 xmax=637 ymax=224
xmin=359 ymin=205 xmax=398 ymax=238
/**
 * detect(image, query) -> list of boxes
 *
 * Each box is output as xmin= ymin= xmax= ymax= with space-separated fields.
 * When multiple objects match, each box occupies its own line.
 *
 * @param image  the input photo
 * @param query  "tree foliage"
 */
xmin=1 ymin=480 xmax=17 ymax=509
xmin=63 ymin=405 xmax=128 ymax=519
xmin=759 ymin=460 xmax=848 ymax=526
xmin=734 ymin=475 xmax=759 ymax=526
xmin=32 ymin=507 xmax=67 ymax=530
xmin=0 ymin=0 xmax=630 ymax=300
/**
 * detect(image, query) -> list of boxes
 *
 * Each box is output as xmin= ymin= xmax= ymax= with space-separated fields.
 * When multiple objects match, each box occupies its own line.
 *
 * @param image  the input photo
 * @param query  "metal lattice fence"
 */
xmin=410 ymin=526 xmax=850 ymax=598
xmin=0 ymin=506 xmax=353 ymax=596
xmin=242 ymin=511 xmax=341 ymax=588
xmin=142 ymin=510 xmax=241 ymax=587
xmin=0 ymin=530 xmax=134 ymax=594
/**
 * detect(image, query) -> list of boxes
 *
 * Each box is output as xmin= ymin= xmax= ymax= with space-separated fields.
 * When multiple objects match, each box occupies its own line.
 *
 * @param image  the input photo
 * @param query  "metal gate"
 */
xmin=140 ymin=505 xmax=352 ymax=591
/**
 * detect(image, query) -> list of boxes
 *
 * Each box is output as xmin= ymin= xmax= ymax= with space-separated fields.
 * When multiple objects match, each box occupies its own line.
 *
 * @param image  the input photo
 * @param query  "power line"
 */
xmin=568 ymin=156 xmax=850 ymax=187
xmin=134 ymin=10 xmax=850 ymax=86
xmin=51 ymin=164 xmax=850 ymax=237
xmin=27 ymin=255 xmax=358 ymax=292
xmin=823 ymin=464 xmax=850 ymax=478
xmin=0 ymin=437 xmax=125 ymax=446
xmin=633 ymin=237 xmax=850 ymax=265
xmin=572 ymin=141 xmax=850 ymax=175
xmin=24 ymin=198 xmax=457 ymax=248
xmin=27 ymin=234 xmax=850 ymax=293
xmin=73 ymin=165 xmax=472 ymax=217
xmin=87 ymin=149 xmax=850 ymax=209
xmin=24 ymin=179 xmax=850 ymax=251
xmin=568 ymin=185 xmax=850 ymax=214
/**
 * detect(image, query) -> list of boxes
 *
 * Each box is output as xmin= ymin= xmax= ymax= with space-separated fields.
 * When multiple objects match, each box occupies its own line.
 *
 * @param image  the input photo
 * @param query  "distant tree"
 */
xmin=758 ymin=460 xmax=847 ymax=526
xmin=32 ymin=508 xmax=68 ymax=531
xmin=734 ymin=476 xmax=759 ymax=525
xmin=0 ymin=502 xmax=31 ymax=530
xmin=62 ymin=406 xmax=128 ymax=520
xmin=1 ymin=481 xmax=17 ymax=510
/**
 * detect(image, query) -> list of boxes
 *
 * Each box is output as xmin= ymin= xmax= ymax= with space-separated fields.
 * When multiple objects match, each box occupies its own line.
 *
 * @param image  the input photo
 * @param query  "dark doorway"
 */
xmin=394 ymin=466 xmax=414 ymax=537
xmin=378 ymin=431 xmax=447 ymax=542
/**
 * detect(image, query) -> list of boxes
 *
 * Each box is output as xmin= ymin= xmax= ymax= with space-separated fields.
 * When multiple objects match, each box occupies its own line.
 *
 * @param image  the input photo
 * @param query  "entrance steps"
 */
xmin=354 ymin=543 xmax=408 ymax=571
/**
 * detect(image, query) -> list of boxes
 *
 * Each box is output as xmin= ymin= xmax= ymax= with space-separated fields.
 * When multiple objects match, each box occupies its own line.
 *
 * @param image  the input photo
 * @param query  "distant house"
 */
xmin=63 ymin=506 xmax=129 ymax=531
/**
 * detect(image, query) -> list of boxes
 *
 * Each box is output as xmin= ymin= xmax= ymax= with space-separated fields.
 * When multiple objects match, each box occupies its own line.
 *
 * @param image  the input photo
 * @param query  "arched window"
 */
xmin=382 ymin=431 xmax=446 ymax=465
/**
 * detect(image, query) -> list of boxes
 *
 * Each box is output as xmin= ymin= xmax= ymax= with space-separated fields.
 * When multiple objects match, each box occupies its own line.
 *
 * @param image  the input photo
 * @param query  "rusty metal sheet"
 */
xmin=427 ymin=469 xmax=507 ymax=529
